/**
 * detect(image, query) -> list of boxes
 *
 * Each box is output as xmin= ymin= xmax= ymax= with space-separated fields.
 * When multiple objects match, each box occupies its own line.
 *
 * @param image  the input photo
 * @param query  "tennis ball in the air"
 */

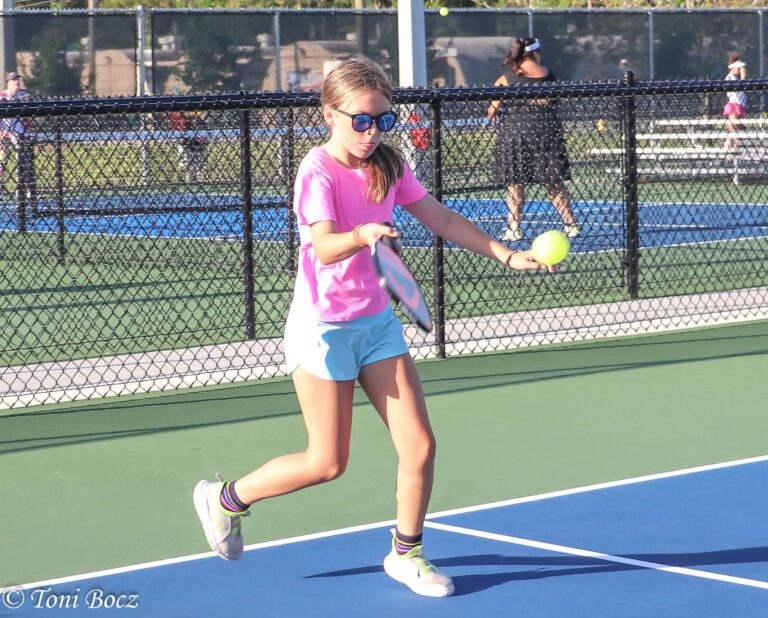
xmin=531 ymin=230 xmax=570 ymax=266
xmin=439 ymin=6 xmax=450 ymax=16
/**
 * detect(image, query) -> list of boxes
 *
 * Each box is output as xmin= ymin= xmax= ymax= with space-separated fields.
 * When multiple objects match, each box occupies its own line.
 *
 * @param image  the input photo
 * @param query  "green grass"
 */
xmin=3 ymin=225 xmax=767 ymax=368
xmin=0 ymin=232 xmax=295 ymax=366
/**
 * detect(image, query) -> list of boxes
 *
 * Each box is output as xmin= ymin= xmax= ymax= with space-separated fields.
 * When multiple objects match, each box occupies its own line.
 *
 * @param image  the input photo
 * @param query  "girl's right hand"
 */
xmin=356 ymin=222 xmax=401 ymax=247
xmin=506 ymin=250 xmax=559 ymax=273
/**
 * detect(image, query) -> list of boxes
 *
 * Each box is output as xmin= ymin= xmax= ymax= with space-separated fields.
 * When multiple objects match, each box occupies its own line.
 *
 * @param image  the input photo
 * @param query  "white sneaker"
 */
xmin=564 ymin=223 xmax=581 ymax=238
xmin=501 ymin=227 xmax=523 ymax=242
xmin=383 ymin=544 xmax=454 ymax=597
xmin=193 ymin=474 xmax=248 ymax=560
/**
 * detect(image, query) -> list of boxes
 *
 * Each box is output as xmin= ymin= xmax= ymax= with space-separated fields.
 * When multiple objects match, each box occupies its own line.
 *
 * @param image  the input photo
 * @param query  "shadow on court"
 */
xmin=305 ymin=546 xmax=768 ymax=596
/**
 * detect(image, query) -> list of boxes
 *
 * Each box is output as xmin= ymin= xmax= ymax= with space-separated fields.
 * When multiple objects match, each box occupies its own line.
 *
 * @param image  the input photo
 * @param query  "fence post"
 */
xmin=648 ymin=10 xmax=655 ymax=80
xmin=430 ymin=97 xmax=445 ymax=359
xmin=622 ymin=71 xmax=640 ymax=300
xmin=759 ymin=9 xmax=765 ymax=114
xmin=285 ymin=107 xmax=296 ymax=274
xmin=240 ymin=107 xmax=256 ymax=339
xmin=136 ymin=5 xmax=146 ymax=96
xmin=273 ymin=10 xmax=282 ymax=91
xmin=55 ymin=120 xmax=66 ymax=265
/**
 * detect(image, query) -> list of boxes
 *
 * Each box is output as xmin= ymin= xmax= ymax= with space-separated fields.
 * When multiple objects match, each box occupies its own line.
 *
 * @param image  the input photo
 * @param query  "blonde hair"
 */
xmin=321 ymin=55 xmax=403 ymax=203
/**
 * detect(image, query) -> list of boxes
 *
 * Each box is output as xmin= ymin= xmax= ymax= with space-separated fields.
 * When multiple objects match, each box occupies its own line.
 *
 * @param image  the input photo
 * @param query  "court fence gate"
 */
xmin=1 ymin=76 xmax=767 ymax=409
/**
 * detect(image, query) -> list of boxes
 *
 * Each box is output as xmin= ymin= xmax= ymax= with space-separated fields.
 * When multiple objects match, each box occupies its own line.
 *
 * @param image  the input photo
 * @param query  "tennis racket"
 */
xmin=371 ymin=227 xmax=433 ymax=333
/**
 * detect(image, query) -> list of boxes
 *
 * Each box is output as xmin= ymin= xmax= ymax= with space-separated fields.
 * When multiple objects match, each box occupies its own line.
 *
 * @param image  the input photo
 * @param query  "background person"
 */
xmin=487 ymin=38 xmax=579 ymax=242
xmin=193 ymin=54 xmax=554 ymax=599
xmin=0 ymin=72 xmax=35 ymax=203
xmin=169 ymin=109 xmax=209 ymax=184
xmin=723 ymin=52 xmax=747 ymax=150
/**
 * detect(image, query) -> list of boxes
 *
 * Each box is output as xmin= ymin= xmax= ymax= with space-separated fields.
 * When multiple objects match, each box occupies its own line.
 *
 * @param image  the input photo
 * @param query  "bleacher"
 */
xmin=589 ymin=117 xmax=768 ymax=185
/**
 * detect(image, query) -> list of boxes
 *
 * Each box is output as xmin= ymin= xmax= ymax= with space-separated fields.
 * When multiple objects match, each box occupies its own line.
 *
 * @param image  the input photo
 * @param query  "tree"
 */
xmin=25 ymin=24 xmax=84 ymax=97
xmin=174 ymin=15 xmax=257 ymax=92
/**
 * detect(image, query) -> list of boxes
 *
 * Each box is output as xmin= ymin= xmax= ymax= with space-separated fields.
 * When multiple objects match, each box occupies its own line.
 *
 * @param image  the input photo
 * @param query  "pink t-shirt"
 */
xmin=290 ymin=146 xmax=427 ymax=322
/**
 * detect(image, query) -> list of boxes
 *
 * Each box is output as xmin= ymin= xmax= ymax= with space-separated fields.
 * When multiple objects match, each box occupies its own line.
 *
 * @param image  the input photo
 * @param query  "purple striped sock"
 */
xmin=219 ymin=481 xmax=249 ymax=515
xmin=394 ymin=529 xmax=423 ymax=555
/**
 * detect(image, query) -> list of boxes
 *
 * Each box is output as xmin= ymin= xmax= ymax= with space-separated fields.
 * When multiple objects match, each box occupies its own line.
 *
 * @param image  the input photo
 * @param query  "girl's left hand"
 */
xmin=505 ymin=250 xmax=560 ymax=273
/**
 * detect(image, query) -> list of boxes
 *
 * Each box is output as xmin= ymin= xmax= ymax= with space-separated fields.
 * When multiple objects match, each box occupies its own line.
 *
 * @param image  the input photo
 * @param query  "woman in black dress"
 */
xmin=487 ymin=38 xmax=579 ymax=242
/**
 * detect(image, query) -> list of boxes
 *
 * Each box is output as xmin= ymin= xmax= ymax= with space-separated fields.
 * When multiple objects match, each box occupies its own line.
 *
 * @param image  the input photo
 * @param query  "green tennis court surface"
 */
xmin=0 ymin=322 xmax=768 ymax=618
xmin=1 ymin=320 xmax=766 ymax=615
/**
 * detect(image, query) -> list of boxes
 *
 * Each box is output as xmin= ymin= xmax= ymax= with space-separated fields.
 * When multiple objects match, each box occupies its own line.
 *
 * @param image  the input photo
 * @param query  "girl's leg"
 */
xmin=506 ymin=184 xmax=524 ymax=232
xmin=359 ymin=354 xmax=435 ymax=535
xmin=0 ymin=143 xmax=9 ymax=190
xmin=359 ymin=354 xmax=453 ymax=597
xmin=501 ymin=184 xmax=525 ymax=241
xmin=547 ymin=183 xmax=580 ymax=237
xmin=194 ymin=367 xmax=355 ymax=561
xmin=235 ymin=367 xmax=356 ymax=503
xmin=725 ymin=114 xmax=742 ymax=149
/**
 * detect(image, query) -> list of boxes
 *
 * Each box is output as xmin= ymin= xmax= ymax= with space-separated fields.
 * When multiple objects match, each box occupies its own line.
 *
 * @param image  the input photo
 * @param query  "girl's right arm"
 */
xmin=310 ymin=220 xmax=399 ymax=265
xmin=487 ymin=75 xmax=507 ymax=120
xmin=296 ymin=158 xmax=398 ymax=264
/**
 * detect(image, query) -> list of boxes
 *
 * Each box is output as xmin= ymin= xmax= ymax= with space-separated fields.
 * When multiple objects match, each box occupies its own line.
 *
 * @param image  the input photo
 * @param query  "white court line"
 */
xmin=426 ymin=453 xmax=768 ymax=520
xmin=2 ymin=454 xmax=767 ymax=593
xmin=425 ymin=521 xmax=768 ymax=590
xmin=0 ymin=519 xmax=397 ymax=594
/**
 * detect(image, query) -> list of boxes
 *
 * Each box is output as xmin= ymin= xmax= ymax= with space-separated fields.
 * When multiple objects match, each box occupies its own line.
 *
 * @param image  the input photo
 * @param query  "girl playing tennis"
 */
xmin=194 ymin=54 xmax=552 ymax=598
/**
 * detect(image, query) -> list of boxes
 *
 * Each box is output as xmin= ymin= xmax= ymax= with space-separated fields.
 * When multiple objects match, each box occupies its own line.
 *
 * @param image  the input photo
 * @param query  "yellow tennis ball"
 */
xmin=439 ymin=6 xmax=450 ymax=16
xmin=531 ymin=230 xmax=570 ymax=266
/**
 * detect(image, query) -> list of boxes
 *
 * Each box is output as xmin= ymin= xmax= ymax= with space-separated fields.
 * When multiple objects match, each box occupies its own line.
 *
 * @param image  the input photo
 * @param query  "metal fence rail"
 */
xmin=1 ymin=77 xmax=767 ymax=409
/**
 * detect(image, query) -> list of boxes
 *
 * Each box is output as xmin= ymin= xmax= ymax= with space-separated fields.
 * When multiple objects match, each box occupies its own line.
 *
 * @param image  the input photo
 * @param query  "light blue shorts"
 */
xmin=284 ymin=305 xmax=408 ymax=381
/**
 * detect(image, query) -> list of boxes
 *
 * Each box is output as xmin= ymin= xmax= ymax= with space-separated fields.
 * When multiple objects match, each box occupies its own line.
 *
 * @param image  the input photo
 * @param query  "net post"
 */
xmin=430 ymin=97 xmax=446 ymax=358
xmin=55 ymin=120 xmax=66 ymax=265
xmin=16 ymin=176 xmax=26 ymax=234
xmin=240 ymin=106 xmax=256 ymax=340
xmin=622 ymin=70 xmax=640 ymax=300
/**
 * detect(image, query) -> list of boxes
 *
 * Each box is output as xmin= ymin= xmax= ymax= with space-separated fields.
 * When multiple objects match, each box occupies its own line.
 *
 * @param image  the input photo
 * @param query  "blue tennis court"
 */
xmin=3 ymin=196 xmax=768 ymax=253
xmin=4 ymin=457 xmax=766 ymax=616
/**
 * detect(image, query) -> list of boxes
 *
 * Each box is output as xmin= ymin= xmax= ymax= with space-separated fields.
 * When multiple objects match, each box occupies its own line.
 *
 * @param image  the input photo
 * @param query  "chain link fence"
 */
xmin=1 ymin=10 xmax=138 ymax=97
xmin=0 ymin=9 xmax=765 ymax=97
xmin=0 ymin=77 xmax=767 ymax=409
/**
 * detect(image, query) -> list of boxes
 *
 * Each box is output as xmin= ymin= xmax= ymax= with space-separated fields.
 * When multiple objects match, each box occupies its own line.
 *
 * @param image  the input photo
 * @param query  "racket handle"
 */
xmin=380 ymin=221 xmax=402 ymax=255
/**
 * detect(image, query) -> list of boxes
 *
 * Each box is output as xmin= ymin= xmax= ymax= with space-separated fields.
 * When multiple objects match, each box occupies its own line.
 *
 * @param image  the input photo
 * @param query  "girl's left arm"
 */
xmin=402 ymin=193 xmax=552 ymax=272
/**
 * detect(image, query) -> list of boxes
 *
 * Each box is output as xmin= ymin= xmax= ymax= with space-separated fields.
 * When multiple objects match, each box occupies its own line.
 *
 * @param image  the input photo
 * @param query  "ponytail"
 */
xmin=365 ymin=142 xmax=404 ymax=203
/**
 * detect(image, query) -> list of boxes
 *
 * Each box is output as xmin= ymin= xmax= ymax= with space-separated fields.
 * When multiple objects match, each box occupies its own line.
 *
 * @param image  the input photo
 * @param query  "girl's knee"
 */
xmin=402 ymin=431 xmax=437 ymax=467
xmin=308 ymin=455 xmax=348 ymax=483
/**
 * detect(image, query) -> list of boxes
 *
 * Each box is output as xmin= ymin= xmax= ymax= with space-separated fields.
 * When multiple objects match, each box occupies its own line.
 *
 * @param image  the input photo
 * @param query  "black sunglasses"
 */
xmin=334 ymin=108 xmax=398 ymax=132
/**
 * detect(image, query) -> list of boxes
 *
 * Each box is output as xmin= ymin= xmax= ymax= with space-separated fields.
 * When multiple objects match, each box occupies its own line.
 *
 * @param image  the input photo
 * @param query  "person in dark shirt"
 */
xmin=487 ymin=38 xmax=579 ymax=242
